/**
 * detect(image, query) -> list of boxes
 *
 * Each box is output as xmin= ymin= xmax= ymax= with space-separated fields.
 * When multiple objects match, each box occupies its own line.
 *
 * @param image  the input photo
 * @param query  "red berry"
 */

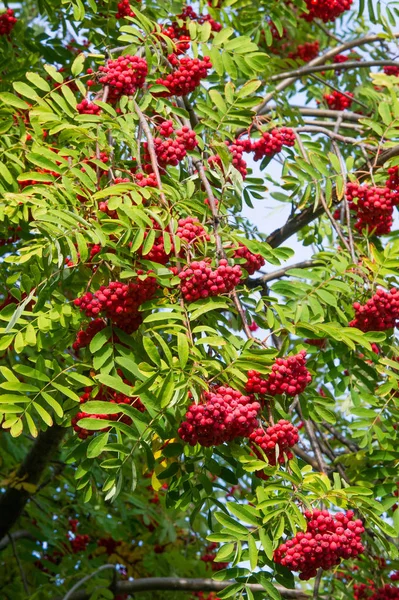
xmin=349 ymin=288 xmax=399 ymax=332
xmin=179 ymin=259 xmax=242 ymax=302
xmin=0 ymin=9 xmax=17 ymax=36
xmin=274 ymin=510 xmax=364 ymax=580
xmin=178 ymin=386 xmax=260 ymax=447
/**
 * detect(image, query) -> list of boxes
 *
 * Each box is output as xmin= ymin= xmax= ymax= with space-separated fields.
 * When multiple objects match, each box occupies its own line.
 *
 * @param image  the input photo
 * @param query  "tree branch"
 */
xmin=0 ymin=425 xmax=65 ymax=541
xmin=57 ymin=577 xmax=309 ymax=600
xmin=294 ymin=126 xmax=372 ymax=149
xmin=269 ymin=60 xmax=399 ymax=82
xmin=0 ymin=530 xmax=35 ymax=551
xmin=246 ymin=260 xmax=320 ymax=288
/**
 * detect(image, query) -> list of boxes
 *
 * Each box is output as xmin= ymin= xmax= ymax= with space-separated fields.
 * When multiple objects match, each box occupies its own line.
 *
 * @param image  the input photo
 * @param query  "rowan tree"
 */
xmin=1 ymin=1 xmax=399 ymax=599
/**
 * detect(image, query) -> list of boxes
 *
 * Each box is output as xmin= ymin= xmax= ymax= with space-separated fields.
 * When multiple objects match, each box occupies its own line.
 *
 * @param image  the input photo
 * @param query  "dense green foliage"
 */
xmin=1 ymin=1 xmax=399 ymax=599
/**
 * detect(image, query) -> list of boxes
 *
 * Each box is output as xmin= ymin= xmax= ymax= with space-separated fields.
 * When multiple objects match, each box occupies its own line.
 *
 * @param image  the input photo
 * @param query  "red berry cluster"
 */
xmin=73 ymin=276 xmax=157 ymax=333
xmin=233 ymin=244 xmax=265 ymax=275
xmin=76 ymin=99 xmax=101 ymax=115
xmin=323 ymin=90 xmax=354 ymax=110
xmin=73 ymin=318 xmax=107 ymax=352
xmin=98 ymin=55 xmax=148 ymax=97
xmin=274 ymin=510 xmax=365 ymax=580
xmin=178 ymin=386 xmax=261 ymax=447
xmin=0 ymin=9 xmax=17 ymax=35
xmin=251 ymin=127 xmax=296 ymax=161
xmin=247 ymin=350 xmax=311 ymax=397
xmin=384 ymin=66 xmax=399 ymax=77
xmin=145 ymin=126 xmax=198 ymax=168
xmin=369 ymin=586 xmax=399 ymax=600
xmin=250 ymin=420 xmax=299 ymax=465
xmin=156 ymin=54 xmax=212 ymax=97
xmin=302 ymin=0 xmax=353 ymax=22
xmin=208 ymin=139 xmax=249 ymax=179
xmin=161 ymin=25 xmax=191 ymax=55
xmin=177 ymin=6 xmax=222 ymax=33
xmin=97 ymin=537 xmax=121 ymax=555
xmin=176 ymin=217 xmax=210 ymax=248
xmin=334 ymin=54 xmax=350 ymax=63
xmin=70 ymin=534 xmax=90 ymax=553
xmin=72 ymin=384 xmax=145 ymax=439
xmin=349 ymin=288 xmax=399 ymax=332
xmin=288 ymin=41 xmax=319 ymax=62
xmin=201 ymin=543 xmax=229 ymax=571
xmin=116 ymin=0 xmax=135 ymax=18
xmin=135 ymin=172 xmax=158 ymax=187
xmin=386 ymin=166 xmax=399 ymax=197
xmin=179 ymin=259 xmax=242 ymax=302
xmin=346 ymin=182 xmax=397 ymax=236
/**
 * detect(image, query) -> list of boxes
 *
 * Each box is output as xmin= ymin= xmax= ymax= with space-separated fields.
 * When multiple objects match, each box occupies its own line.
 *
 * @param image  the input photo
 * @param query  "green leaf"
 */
xmin=33 ymin=402 xmax=53 ymax=426
xmin=82 ymin=401 xmax=122 ymax=415
xmin=89 ymin=327 xmax=110 ymax=353
xmin=0 ymin=92 xmax=30 ymax=109
xmin=95 ymin=374 xmax=133 ymax=396
xmin=248 ymin=535 xmax=258 ymax=570
xmin=13 ymin=82 xmax=39 ymax=100
xmin=227 ymin=503 xmax=261 ymax=526
xmin=143 ymin=337 xmax=161 ymax=367
xmin=13 ymin=365 xmax=50 ymax=382
xmin=71 ymin=53 xmax=85 ymax=76
xmin=26 ymin=73 xmax=51 ymax=92
xmin=41 ymin=392 xmax=63 ymax=418
xmin=77 ymin=417 xmax=111 ymax=430
xmin=257 ymin=574 xmax=282 ymax=600
xmin=52 ymin=383 xmax=81 ymax=402
xmin=177 ymin=333 xmax=189 ymax=369
xmin=87 ymin=432 xmax=109 ymax=458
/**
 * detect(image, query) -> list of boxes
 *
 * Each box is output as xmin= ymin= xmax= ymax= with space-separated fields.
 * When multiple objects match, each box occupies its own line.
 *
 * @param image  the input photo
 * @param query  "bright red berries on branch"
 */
xmin=178 ymin=386 xmax=260 ymax=447
xmin=323 ymin=90 xmax=354 ymax=110
xmin=350 ymin=288 xmax=399 ymax=332
xmin=0 ymin=9 xmax=17 ymax=35
xmin=274 ymin=510 xmax=365 ymax=580
xmin=73 ymin=276 xmax=157 ymax=333
xmin=346 ymin=182 xmax=397 ymax=236
xmin=251 ymin=127 xmax=296 ymax=161
xmin=146 ymin=126 xmax=198 ymax=168
xmin=156 ymin=54 xmax=212 ymax=96
xmin=233 ymin=245 xmax=265 ymax=275
xmin=384 ymin=66 xmax=399 ymax=77
xmin=250 ymin=420 xmax=299 ymax=465
xmin=288 ymin=41 xmax=319 ymax=62
xmin=247 ymin=350 xmax=311 ymax=397
xmin=98 ymin=55 xmax=148 ymax=98
xmin=116 ymin=0 xmax=136 ymax=19
xmin=303 ymin=0 xmax=353 ymax=22
xmin=76 ymin=99 xmax=101 ymax=115
xmin=179 ymin=259 xmax=242 ymax=302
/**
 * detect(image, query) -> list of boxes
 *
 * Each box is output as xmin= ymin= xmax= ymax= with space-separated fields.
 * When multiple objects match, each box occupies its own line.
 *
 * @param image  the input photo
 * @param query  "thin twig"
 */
xmin=322 ymin=422 xmax=359 ymax=452
xmin=313 ymin=568 xmax=323 ymax=600
xmin=63 ymin=564 xmax=116 ymax=600
xmin=8 ymin=532 xmax=30 ymax=595
xmin=246 ymin=260 xmax=320 ymax=287
xmin=294 ymin=126 xmax=372 ymax=149
xmin=269 ymin=59 xmax=399 ymax=82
